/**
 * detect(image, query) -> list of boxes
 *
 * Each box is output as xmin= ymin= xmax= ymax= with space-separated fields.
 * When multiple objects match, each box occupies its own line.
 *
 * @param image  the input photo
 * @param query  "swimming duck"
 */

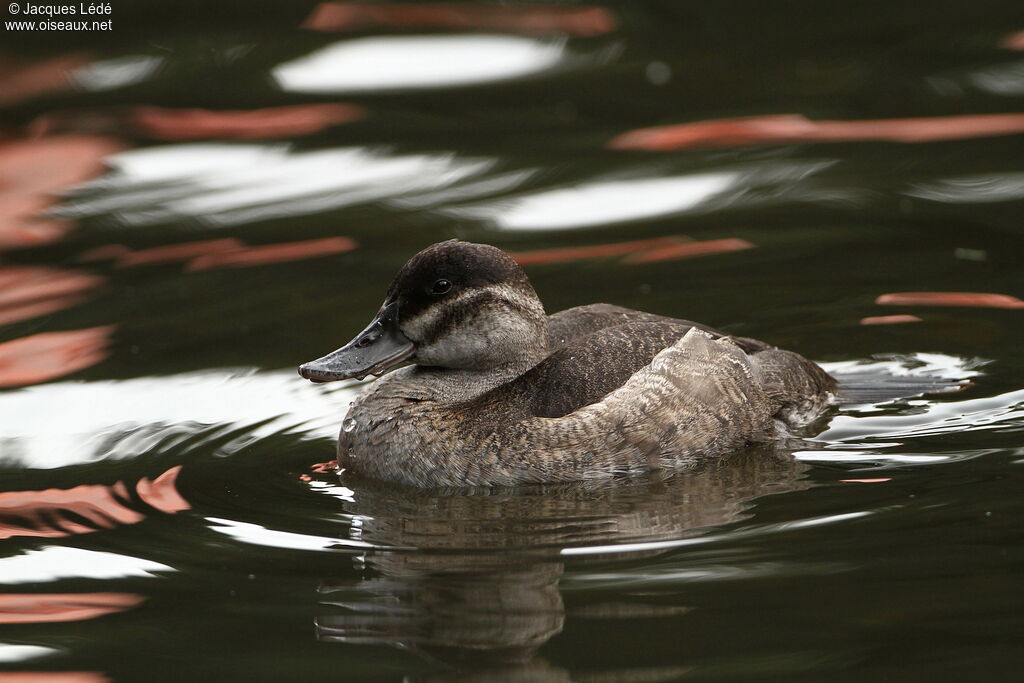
xmin=299 ymin=240 xmax=836 ymax=487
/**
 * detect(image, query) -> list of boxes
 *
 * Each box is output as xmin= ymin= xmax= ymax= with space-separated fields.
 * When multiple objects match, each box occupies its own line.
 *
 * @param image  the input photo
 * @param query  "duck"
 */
xmin=298 ymin=239 xmax=836 ymax=487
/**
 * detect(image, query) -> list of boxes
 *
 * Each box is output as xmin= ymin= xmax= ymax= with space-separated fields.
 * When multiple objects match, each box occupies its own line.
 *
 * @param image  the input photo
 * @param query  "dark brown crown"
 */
xmin=385 ymin=240 xmax=532 ymax=319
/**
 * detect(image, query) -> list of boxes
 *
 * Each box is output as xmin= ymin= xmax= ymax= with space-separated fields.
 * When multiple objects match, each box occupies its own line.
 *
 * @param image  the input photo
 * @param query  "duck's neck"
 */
xmin=413 ymin=350 xmax=544 ymax=403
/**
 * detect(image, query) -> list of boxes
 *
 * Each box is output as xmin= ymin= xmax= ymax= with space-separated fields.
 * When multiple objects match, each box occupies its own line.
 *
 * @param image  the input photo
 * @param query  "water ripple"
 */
xmin=0 ymin=368 xmax=357 ymax=469
xmin=62 ymin=144 xmax=494 ymax=228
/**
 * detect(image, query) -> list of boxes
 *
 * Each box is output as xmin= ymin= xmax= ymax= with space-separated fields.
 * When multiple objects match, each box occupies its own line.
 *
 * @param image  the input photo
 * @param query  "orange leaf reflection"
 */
xmin=1001 ymin=30 xmax=1024 ymax=50
xmin=0 ymin=135 xmax=122 ymax=249
xmin=135 ymin=466 xmax=190 ymax=514
xmin=0 ymin=326 xmax=113 ymax=387
xmin=76 ymin=244 xmax=133 ymax=263
xmin=114 ymin=238 xmax=245 ymax=267
xmin=0 ymin=54 xmax=91 ymax=106
xmin=130 ymin=104 xmax=367 ymax=140
xmin=303 ymin=2 xmax=616 ymax=36
xmin=0 ymin=466 xmax=188 ymax=540
xmin=186 ymin=236 xmax=357 ymax=271
xmin=622 ymin=238 xmax=756 ymax=263
xmin=0 ymin=593 xmax=143 ymax=624
xmin=0 ymin=674 xmax=109 ymax=682
xmin=33 ymin=104 xmax=367 ymax=141
xmin=876 ymin=292 xmax=1024 ymax=309
xmin=860 ymin=314 xmax=924 ymax=325
xmin=610 ymin=113 xmax=1024 ymax=151
xmin=509 ymin=236 xmax=689 ymax=265
xmin=0 ymin=267 xmax=105 ymax=326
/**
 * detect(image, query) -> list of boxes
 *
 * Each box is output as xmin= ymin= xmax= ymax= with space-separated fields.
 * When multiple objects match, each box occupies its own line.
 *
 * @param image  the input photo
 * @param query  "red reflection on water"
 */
xmin=130 ymin=104 xmax=367 ymax=140
xmin=0 ymin=593 xmax=143 ymax=624
xmin=33 ymin=104 xmax=367 ymax=140
xmin=0 ymin=674 xmax=109 ymax=682
xmin=609 ymin=113 xmax=1024 ymax=151
xmin=509 ymin=236 xmax=689 ymax=265
xmin=0 ymin=484 xmax=141 ymax=538
xmin=310 ymin=460 xmax=339 ymax=474
xmin=509 ymin=236 xmax=754 ymax=266
xmin=0 ymin=267 xmax=105 ymax=326
xmin=0 ymin=53 xmax=90 ymax=106
xmin=876 ymin=292 xmax=1024 ymax=309
xmin=0 ymin=325 xmax=113 ymax=387
xmin=303 ymin=2 xmax=615 ymax=36
xmin=622 ymin=238 xmax=755 ymax=263
xmin=186 ymin=236 xmax=357 ymax=271
xmin=76 ymin=244 xmax=132 ymax=263
xmin=0 ymin=466 xmax=188 ymax=539
xmin=114 ymin=238 xmax=245 ymax=267
xmin=135 ymin=466 xmax=190 ymax=514
xmin=860 ymin=314 xmax=924 ymax=325
xmin=78 ymin=237 xmax=359 ymax=271
xmin=0 ymin=135 xmax=122 ymax=249
xmin=840 ymin=478 xmax=892 ymax=483
xmin=1001 ymin=30 xmax=1024 ymax=50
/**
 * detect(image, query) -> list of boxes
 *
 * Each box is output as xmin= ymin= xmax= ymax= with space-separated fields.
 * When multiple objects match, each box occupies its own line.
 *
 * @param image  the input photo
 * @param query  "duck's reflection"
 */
xmin=315 ymin=446 xmax=811 ymax=676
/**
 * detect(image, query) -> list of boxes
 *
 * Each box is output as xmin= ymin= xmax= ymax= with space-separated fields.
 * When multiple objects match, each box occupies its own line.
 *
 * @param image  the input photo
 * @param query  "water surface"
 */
xmin=1 ymin=1 xmax=1023 ymax=680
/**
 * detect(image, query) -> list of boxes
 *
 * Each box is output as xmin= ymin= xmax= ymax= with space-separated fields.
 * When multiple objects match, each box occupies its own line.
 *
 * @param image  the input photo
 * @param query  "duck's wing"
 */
xmin=527 ymin=320 xmax=696 ymax=418
xmin=463 ymin=328 xmax=784 ymax=483
xmin=455 ymin=326 xmax=837 ymax=484
xmin=480 ymin=318 xmax=832 ymax=421
xmin=547 ymin=304 xmax=770 ymax=354
xmin=470 ymin=320 xmax=726 ymax=419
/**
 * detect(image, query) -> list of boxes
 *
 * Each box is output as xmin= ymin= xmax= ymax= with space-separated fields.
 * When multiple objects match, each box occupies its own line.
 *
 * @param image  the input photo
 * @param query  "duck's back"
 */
xmin=548 ymin=304 xmax=771 ymax=354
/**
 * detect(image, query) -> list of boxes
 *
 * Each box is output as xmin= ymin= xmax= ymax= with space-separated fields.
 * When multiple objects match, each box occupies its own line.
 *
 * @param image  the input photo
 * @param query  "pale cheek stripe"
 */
xmin=402 ymin=284 xmax=540 ymax=343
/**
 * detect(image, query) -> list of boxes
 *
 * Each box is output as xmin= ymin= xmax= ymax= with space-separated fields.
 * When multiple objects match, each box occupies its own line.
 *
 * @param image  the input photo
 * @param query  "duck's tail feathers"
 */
xmin=748 ymin=348 xmax=838 ymax=429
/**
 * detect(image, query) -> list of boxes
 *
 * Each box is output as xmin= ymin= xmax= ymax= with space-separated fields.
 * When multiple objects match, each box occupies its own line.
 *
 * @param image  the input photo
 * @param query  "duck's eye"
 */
xmin=431 ymin=279 xmax=452 ymax=295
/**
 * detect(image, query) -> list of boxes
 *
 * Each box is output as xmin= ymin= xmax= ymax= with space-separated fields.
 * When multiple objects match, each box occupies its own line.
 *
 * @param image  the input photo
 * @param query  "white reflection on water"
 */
xmin=98 ymin=143 xmax=283 ymax=183
xmin=794 ymin=451 xmax=951 ymax=464
xmin=823 ymin=352 xmax=986 ymax=384
xmin=969 ymin=60 xmax=1024 ymax=96
xmin=205 ymin=517 xmax=381 ymax=552
xmin=273 ymin=35 xmax=568 ymax=93
xmin=63 ymin=144 xmax=493 ymax=227
xmin=457 ymin=172 xmax=737 ymax=230
xmin=907 ymin=172 xmax=1024 ymax=204
xmin=388 ymin=168 xmax=539 ymax=210
xmin=0 ymin=643 xmax=57 ymax=663
xmin=822 ymin=388 xmax=1024 ymax=443
xmin=449 ymin=161 xmax=837 ymax=231
xmin=795 ymin=353 xmax=1012 ymax=466
xmin=72 ymin=54 xmax=164 ymax=91
xmin=0 ymin=546 xmax=171 ymax=583
xmin=823 ymin=352 xmax=986 ymax=409
xmin=0 ymin=369 xmax=359 ymax=469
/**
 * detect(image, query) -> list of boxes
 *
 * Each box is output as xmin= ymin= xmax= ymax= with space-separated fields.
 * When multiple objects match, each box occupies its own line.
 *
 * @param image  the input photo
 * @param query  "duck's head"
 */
xmin=299 ymin=240 xmax=548 ymax=382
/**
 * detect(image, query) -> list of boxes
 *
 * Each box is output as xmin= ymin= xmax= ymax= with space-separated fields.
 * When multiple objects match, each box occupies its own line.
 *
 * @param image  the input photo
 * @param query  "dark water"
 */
xmin=2 ymin=1 xmax=1024 ymax=680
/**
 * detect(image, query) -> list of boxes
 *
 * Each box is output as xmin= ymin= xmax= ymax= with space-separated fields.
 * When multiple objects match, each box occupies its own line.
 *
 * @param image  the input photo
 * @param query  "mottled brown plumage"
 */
xmin=302 ymin=240 xmax=837 ymax=487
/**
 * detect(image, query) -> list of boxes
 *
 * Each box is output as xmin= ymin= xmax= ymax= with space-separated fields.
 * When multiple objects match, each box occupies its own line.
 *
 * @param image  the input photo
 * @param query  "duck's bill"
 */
xmin=298 ymin=301 xmax=415 ymax=383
